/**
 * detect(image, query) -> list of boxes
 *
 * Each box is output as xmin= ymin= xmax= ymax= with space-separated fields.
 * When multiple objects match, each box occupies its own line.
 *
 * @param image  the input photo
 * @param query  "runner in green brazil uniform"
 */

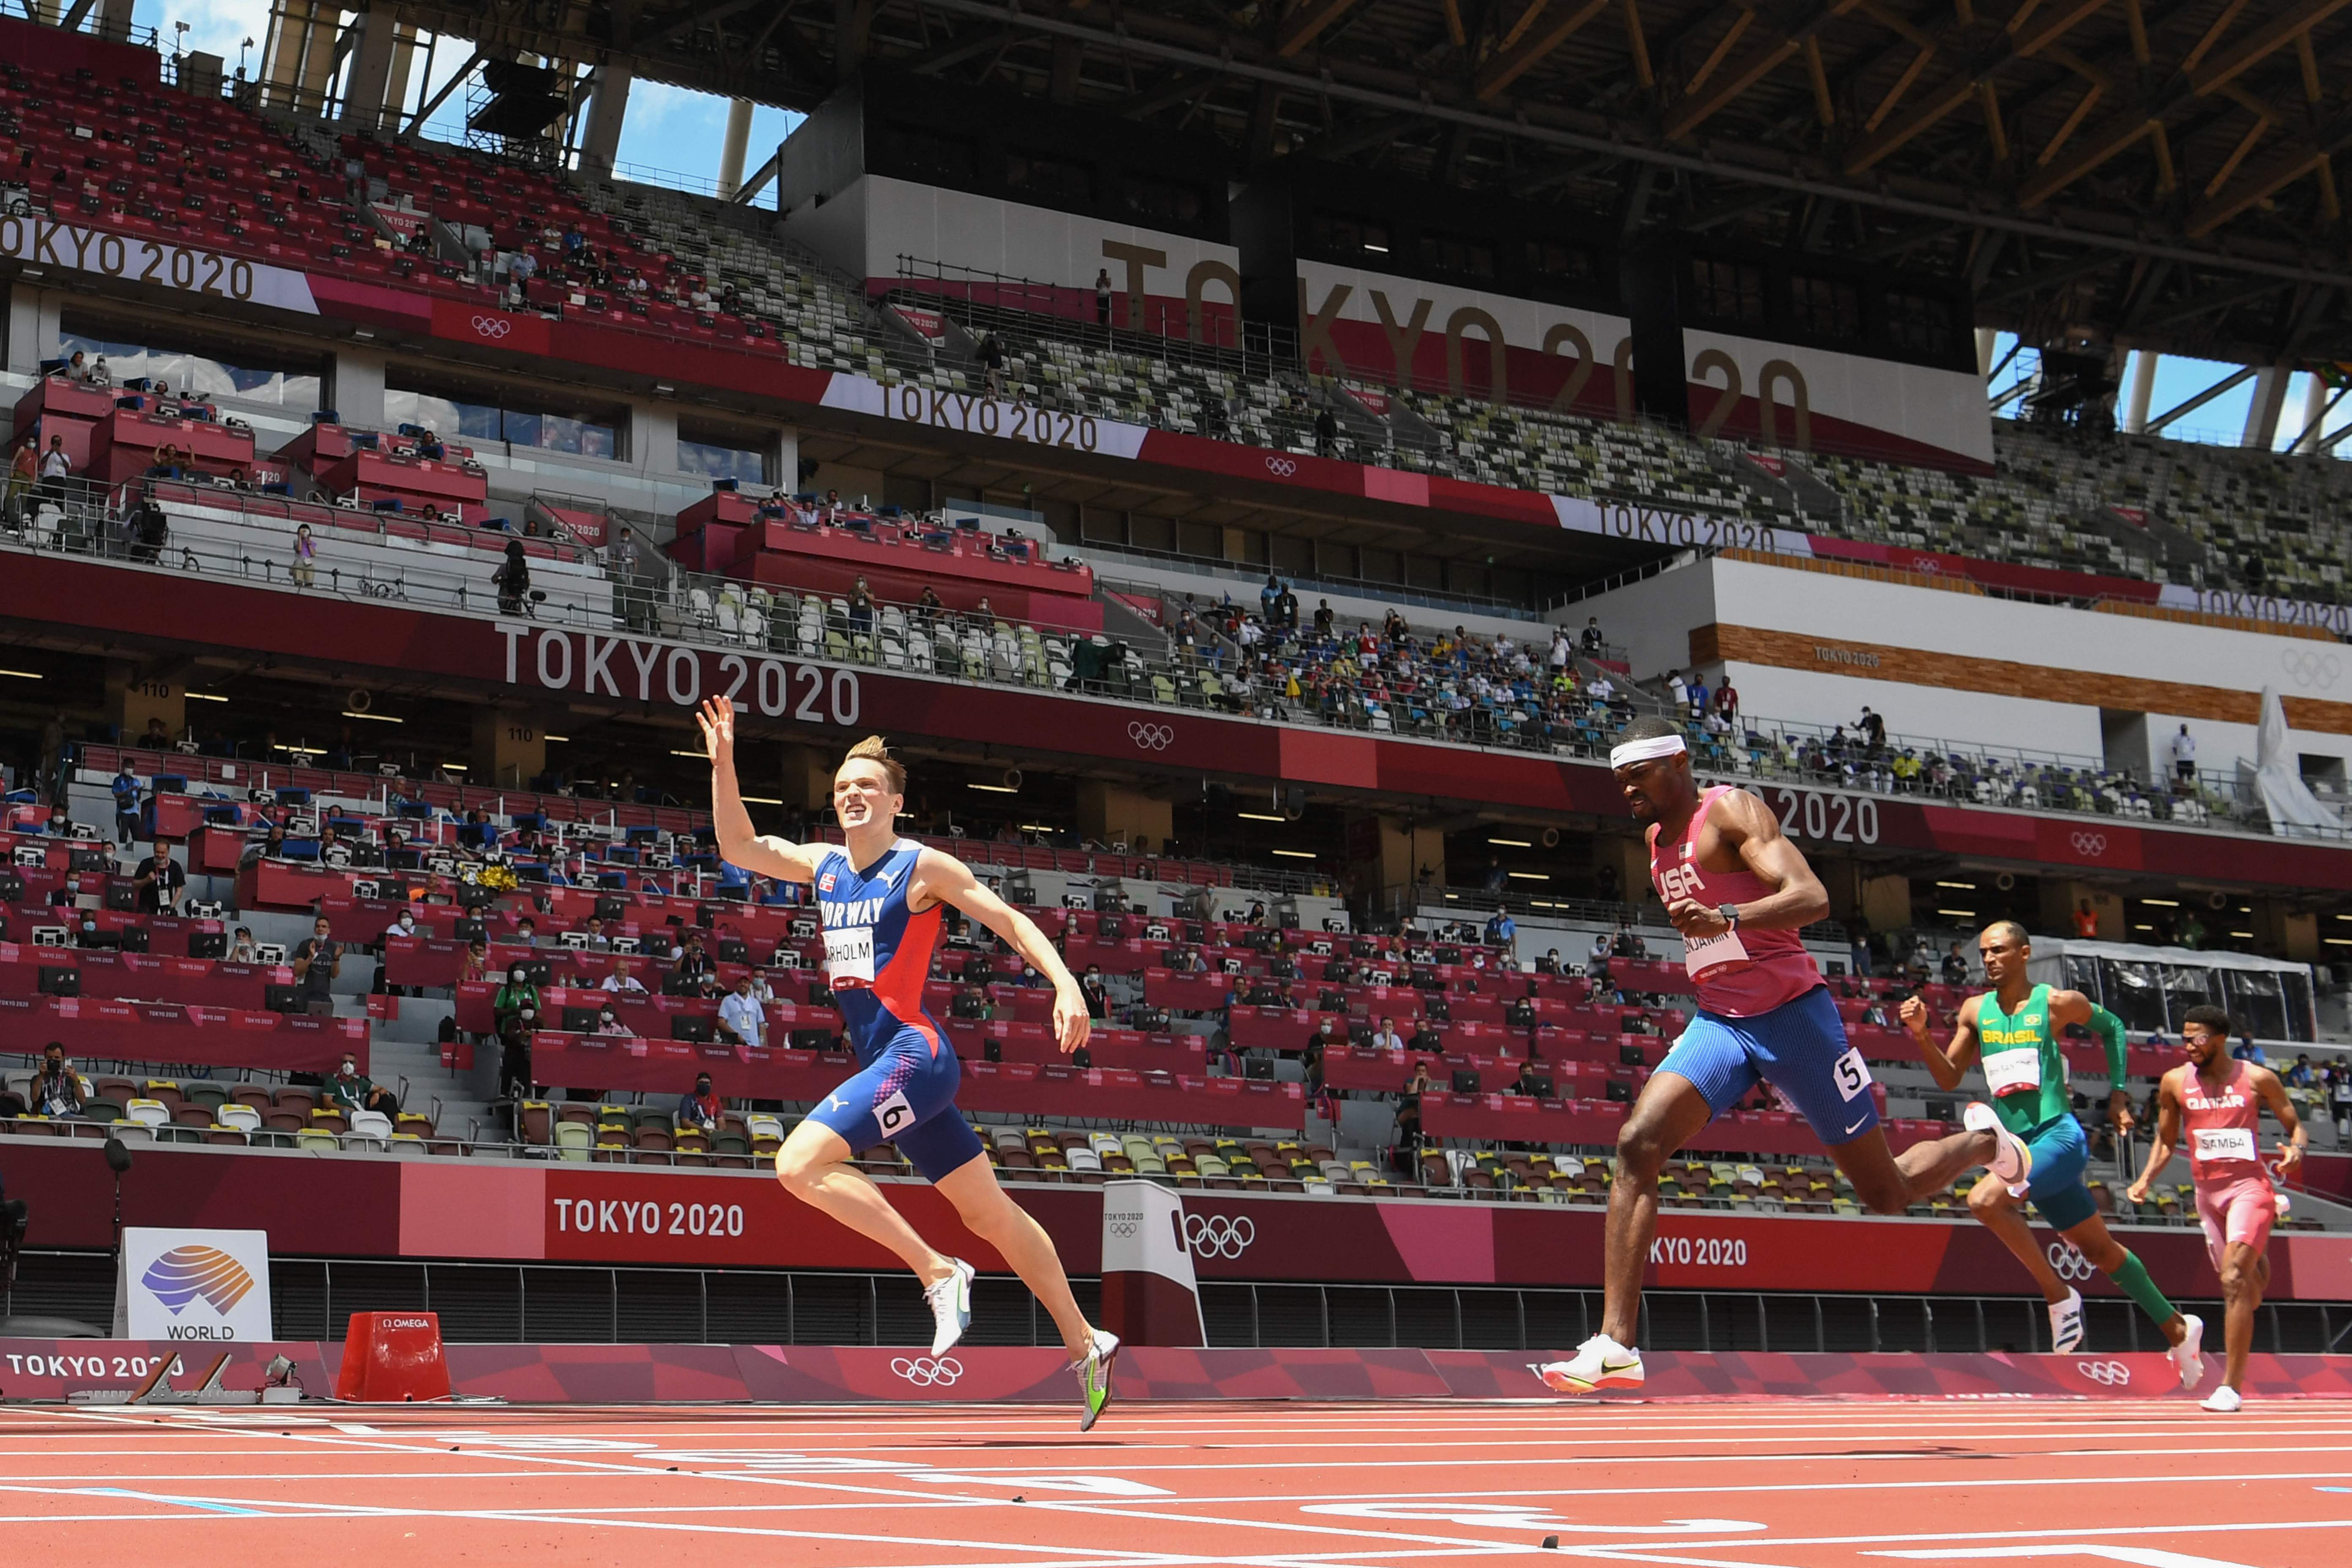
xmin=1899 ymin=921 xmax=2205 ymax=1384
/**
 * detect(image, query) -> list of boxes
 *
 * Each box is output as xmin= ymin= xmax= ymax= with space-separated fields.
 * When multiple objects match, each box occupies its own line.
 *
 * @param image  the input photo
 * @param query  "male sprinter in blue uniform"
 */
xmin=698 ymin=696 xmax=1119 ymax=1428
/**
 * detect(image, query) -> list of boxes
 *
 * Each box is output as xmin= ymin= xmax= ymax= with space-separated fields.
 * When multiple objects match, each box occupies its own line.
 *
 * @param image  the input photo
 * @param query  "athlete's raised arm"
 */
xmin=915 ymin=847 xmax=1089 ymax=1054
xmin=1900 ymin=992 xmax=1981 ymax=1093
xmin=695 ymin=697 xmax=823 ymax=883
xmin=2126 ymin=1069 xmax=2184 ymax=1204
xmin=2247 ymin=1063 xmax=2308 ymax=1179
xmin=1662 ymin=788 xmax=1829 ymax=941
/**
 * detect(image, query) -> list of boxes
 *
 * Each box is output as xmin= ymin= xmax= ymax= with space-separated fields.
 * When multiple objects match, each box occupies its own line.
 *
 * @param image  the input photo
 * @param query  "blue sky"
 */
xmin=1983 ymin=337 xmax=2349 ymax=454
xmin=134 ymin=0 xmax=803 ymax=194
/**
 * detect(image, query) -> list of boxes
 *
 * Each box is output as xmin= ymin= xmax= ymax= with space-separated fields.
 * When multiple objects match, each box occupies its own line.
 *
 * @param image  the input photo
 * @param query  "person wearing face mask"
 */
xmin=594 ymin=1001 xmax=634 ymax=1037
xmin=327 ymin=1052 xmax=399 ymax=1117
xmin=493 ymin=968 xmax=541 ymax=1100
xmin=679 ymin=1071 xmax=723 ymax=1135
xmin=492 ymin=964 xmax=541 ymax=1039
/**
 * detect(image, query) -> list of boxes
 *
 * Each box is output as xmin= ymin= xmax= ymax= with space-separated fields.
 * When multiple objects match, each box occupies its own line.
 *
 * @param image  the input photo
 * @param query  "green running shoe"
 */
xmin=1071 ymin=1328 xmax=1120 ymax=1432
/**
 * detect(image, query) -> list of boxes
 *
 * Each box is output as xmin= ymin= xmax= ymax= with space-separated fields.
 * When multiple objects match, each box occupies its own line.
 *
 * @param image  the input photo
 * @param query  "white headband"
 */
xmin=1610 ymin=734 xmax=1688 ymax=769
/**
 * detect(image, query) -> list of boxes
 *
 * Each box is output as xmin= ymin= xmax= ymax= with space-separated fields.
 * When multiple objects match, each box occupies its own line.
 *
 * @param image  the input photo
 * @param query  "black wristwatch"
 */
xmin=1718 ymin=903 xmax=1741 ymax=931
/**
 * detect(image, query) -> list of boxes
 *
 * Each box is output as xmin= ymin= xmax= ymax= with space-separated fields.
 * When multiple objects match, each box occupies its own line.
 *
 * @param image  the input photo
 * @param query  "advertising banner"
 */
xmin=112 ymin=1227 xmax=275 ymax=1342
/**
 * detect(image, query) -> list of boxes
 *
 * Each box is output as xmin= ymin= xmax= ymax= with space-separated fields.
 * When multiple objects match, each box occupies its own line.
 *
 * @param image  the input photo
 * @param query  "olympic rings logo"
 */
xmin=1184 ymin=1214 xmax=1255 ymax=1258
xmin=470 ymin=315 xmax=514 ymax=339
xmin=2076 ymin=1359 xmax=2131 ymax=1387
xmin=2069 ymin=831 xmax=2108 ymax=857
xmin=1265 ymin=457 xmax=1298 ymax=477
xmin=889 ymin=1356 xmax=964 ymax=1386
xmin=2046 ymin=1241 xmax=2097 ymax=1282
xmin=1128 ymin=722 xmax=1174 ymax=751
xmin=2281 ymin=648 xmax=2342 ymax=689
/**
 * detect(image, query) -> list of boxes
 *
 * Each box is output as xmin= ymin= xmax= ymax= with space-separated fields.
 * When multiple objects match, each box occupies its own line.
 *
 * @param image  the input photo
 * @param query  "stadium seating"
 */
xmin=8 ymin=41 xmax=2352 ymax=606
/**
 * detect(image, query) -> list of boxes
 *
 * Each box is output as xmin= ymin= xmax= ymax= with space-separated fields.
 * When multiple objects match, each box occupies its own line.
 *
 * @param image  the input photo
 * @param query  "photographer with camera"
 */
xmin=30 ymin=1042 xmax=84 ymax=1119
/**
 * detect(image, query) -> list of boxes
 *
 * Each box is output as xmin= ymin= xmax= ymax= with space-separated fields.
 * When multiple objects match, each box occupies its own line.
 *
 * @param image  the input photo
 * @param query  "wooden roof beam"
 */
xmin=1274 ymin=0 xmax=1368 ymax=58
xmin=1475 ymin=0 xmax=1612 ymax=99
xmin=1663 ymin=0 xmax=1865 ymax=141
xmin=2189 ymin=0 xmax=2352 ymax=95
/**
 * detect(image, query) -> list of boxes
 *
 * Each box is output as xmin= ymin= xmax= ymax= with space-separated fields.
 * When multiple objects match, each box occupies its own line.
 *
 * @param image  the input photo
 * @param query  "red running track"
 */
xmin=2 ymin=1398 xmax=2349 ymax=1567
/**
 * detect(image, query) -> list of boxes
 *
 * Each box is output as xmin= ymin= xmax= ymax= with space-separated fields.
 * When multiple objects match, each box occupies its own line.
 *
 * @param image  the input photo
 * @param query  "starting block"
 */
xmin=68 ymin=1351 xmax=295 ymax=1406
xmin=335 ymin=1311 xmax=451 ymax=1402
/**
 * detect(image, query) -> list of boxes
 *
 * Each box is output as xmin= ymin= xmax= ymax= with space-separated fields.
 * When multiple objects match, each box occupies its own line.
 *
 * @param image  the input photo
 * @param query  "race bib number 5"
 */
xmin=824 ymin=926 xmax=876 ymax=988
xmin=1832 ymin=1047 xmax=1872 ymax=1102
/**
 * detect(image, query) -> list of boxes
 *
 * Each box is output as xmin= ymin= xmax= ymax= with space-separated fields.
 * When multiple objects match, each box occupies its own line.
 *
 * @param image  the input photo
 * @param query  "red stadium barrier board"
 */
xmin=5 ymin=1140 xmax=2349 ymax=1301
xmin=3 ymin=1339 xmax=2347 ymax=1404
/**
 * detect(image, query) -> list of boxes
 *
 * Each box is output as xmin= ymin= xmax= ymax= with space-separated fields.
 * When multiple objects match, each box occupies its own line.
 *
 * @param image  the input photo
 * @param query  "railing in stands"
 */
xmin=2 ymin=474 xmax=2326 ymax=844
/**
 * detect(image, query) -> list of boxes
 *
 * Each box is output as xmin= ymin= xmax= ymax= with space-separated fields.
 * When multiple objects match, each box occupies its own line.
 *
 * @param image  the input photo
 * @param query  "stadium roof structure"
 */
xmin=384 ymin=0 xmax=2352 ymax=368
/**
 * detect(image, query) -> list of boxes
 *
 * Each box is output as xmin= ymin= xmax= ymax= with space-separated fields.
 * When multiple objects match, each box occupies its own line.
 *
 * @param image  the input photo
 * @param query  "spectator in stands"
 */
xmin=31 ymin=1043 xmax=84 ymax=1119
xmin=1394 ymin=1062 xmax=1431 ymax=1148
xmin=5 ymin=437 xmax=37 ymax=524
xmin=289 ymin=523 xmax=317 ymax=588
xmin=131 ymin=839 xmax=185 ymax=915
xmin=1370 ymin=1015 xmax=1405 ymax=1052
xmin=292 ymin=915 xmax=342 ymax=1011
xmin=848 ymin=579 xmax=876 ymax=641
xmin=1579 ymin=616 xmax=1605 ymax=656
xmin=979 ymin=333 xmax=1007 ymax=396
xmin=65 ymin=350 xmax=88 ymax=381
xmin=37 ymin=433 xmax=72 ymax=509
xmin=2328 ymin=1062 xmax=2352 ymax=1137
xmin=2232 ymin=1032 xmax=2263 ymax=1064
xmin=1485 ymin=909 xmax=1516 ymax=947
xmin=1714 ymin=678 xmax=1740 ymax=724
xmin=229 ymin=926 xmax=259 ymax=964
xmin=458 ymin=937 xmax=490 ymax=984
xmin=1407 ymin=1016 xmax=1443 ymax=1054
xmin=109 ymin=761 xmax=141 ymax=847
xmin=1094 ymin=267 xmax=1114 ymax=325
xmin=493 ymin=964 xmax=540 ymax=1035
xmin=2177 ymin=908 xmax=2206 ymax=950
xmin=327 ymin=1052 xmax=397 ymax=1118
xmin=1859 ymin=706 xmax=1886 ymax=754
xmin=717 ymin=975 xmax=766 ymax=1050
xmin=1314 ymin=406 xmax=1339 ymax=458
xmin=680 ymin=1073 xmax=723 ymax=1135
xmin=1941 ymin=942 xmax=1968 ymax=986
xmin=576 ymin=916 xmax=612 ymax=952
xmin=602 ymin=958 xmax=646 ymax=994
xmin=2285 ymin=1054 xmax=2316 ymax=1090
xmin=2170 ymin=724 xmax=2197 ymax=790
xmin=511 ymin=914 xmax=540 ymax=946
xmin=2074 ymin=898 xmax=2100 ymax=938
xmin=1078 ymin=963 xmax=1108 ymax=1020
xmin=1306 ymin=1013 xmax=1341 ymax=1057
xmin=493 ymin=539 xmax=533 ymax=618
xmin=672 ymin=932 xmax=715 ymax=986
xmin=594 ymin=1002 xmax=633 ymax=1037
xmin=1482 ymin=857 xmax=1508 ymax=894
xmin=1535 ymin=947 xmax=1562 ymax=976
xmin=385 ymin=906 xmax=420 ymax=943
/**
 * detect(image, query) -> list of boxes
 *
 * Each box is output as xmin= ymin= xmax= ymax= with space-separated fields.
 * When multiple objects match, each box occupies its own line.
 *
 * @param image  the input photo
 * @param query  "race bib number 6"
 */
xmin=824 ymin=926 xmax=876 ymax=988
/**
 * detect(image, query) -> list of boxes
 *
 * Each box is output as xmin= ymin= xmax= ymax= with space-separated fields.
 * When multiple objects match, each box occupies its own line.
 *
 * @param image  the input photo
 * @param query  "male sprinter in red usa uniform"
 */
xmin=1542 ymin=718 xmax=2012 ymax=1392
xmin=697 ymin=696 xmax=1120 ymax=1429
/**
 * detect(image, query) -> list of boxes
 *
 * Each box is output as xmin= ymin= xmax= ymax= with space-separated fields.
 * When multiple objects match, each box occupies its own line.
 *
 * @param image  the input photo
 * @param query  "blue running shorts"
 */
xmin=803 ymin=1023 xmax=985 ymax=1182
xmin=1656 ymin=987 xmax=1881 ymax=1146
xmin=2019 ymin=1113 xmax=2096 ymax=1231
